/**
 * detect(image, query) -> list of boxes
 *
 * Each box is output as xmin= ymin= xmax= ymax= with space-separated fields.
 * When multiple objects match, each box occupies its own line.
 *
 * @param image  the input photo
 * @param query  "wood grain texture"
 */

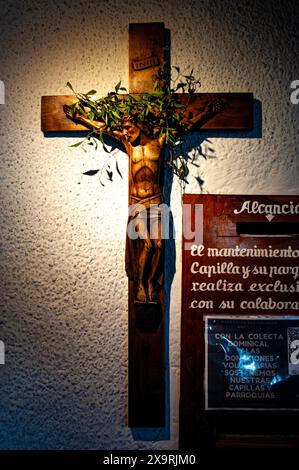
xmin=41 ymin=96 xmax=88 ymax=132
xmin=128 ymin=22 xmax=165 ymax=427
xmin=179 ymin=92 xmax=253 ymax=130
xmin=128 ymin=284 xmax=165 ymax=427
xmin=180 ymin=194 xmax=299 ymax=449
xmin=129 ymin=22 xmax=165 ymax=94
xmin=41 ymin=93 xmax=253 ymax=133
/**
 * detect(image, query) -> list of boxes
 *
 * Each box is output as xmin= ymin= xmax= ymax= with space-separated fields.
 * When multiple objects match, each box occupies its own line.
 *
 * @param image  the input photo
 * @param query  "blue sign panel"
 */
xmin=205 ymin=316 xmax=299 ymax=410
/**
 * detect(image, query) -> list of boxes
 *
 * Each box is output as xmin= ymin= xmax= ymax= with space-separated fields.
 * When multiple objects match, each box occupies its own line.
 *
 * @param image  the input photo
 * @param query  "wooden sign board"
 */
xmin=180 ymin=194 xmax=299 ymax=449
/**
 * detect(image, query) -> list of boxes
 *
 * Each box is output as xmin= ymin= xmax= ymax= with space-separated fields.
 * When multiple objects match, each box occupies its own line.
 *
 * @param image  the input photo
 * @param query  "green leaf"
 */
xmin=70 ymin=103 xmax=78 ymax=118
xmin=174 ymin=102 xmax=184 ymax=108
xmin=65 ymin=66 xmax=201 ymax=181
xmin=86 ymin=89 xmax=97 ymax=96
xmin=69 ymin=140 xmax=84 ymax=148
xmin=115 ymin=81 xmax=121 ymax=93
xmin=112 ymin=110 xmax=121 ymax=120
xmin=66 ymin=82 xmax=75 ymax=93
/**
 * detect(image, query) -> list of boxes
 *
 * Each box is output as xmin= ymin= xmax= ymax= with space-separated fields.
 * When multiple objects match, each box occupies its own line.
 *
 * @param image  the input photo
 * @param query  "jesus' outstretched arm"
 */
xmin=63 ymin=105 xmax=124 ymax=142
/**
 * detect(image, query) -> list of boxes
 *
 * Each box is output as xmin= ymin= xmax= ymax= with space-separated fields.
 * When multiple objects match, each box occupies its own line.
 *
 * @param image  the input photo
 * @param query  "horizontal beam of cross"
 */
xmin=41 ymin=93 xmax=253 ymax=133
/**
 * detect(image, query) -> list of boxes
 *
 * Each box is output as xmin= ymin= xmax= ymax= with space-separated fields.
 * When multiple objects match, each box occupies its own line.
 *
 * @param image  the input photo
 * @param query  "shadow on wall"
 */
xmin=42 ymin=98 xmax=262 ymax=443
xmin=130 ymin=99 xmax=262 ymax=442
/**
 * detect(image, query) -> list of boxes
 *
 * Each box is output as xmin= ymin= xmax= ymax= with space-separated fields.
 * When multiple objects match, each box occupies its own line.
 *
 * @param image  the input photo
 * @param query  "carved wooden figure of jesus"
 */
xmin=64 ymin=99 xmax=224 ymax=302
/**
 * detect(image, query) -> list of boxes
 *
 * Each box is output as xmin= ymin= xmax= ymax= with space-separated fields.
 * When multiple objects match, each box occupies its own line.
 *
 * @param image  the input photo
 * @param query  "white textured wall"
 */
xmin=0 ymin=0 xmax=298 ymax=450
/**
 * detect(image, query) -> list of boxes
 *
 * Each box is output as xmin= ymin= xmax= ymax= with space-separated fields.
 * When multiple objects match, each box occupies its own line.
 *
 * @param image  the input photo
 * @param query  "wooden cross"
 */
xmin=41 ymin=23 xmax=253 ymax=428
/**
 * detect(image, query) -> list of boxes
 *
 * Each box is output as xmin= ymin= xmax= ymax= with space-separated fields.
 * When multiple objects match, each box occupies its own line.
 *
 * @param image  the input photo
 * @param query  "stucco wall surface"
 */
xmin=0 ymin=0 xmax=298 ymax=449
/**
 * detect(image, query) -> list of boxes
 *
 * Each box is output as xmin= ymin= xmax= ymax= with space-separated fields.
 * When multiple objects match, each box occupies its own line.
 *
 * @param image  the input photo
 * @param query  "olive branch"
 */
xmin=66 ymin=66 xmax=201 ymax=181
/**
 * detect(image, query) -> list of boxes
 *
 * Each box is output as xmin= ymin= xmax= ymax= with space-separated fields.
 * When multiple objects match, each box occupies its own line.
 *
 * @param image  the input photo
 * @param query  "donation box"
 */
xmin=180 ymin=195 xmax=299 ymax=449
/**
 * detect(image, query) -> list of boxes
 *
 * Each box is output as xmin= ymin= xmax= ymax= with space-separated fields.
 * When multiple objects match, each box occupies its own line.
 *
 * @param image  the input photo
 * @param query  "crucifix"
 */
xmin=41 ymin=23 xmax=253 ymax=427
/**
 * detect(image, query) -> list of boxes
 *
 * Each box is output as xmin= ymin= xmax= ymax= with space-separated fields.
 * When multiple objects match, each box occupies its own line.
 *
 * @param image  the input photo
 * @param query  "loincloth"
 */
xmin=125 ymin=192 xmax=164 ymax=281
xmin=129 ymin=192 xmax=163 ymax=209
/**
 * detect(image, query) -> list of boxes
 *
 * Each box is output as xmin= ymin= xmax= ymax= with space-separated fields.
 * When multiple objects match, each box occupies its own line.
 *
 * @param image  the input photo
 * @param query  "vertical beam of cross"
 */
xmin=128 ymin=22 xmax=166 ymax=427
